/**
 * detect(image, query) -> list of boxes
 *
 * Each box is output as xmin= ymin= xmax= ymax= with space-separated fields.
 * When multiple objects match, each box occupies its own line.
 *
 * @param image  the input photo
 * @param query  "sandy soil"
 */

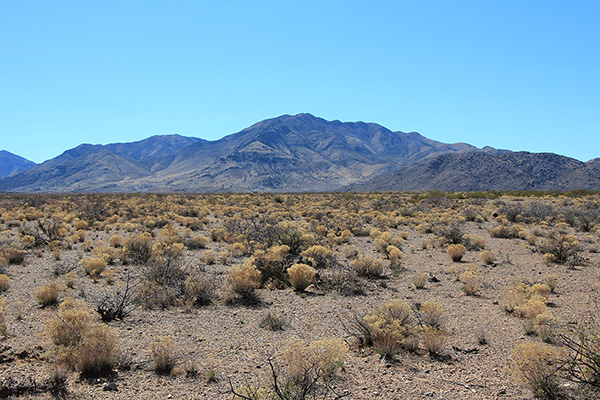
xmin=0 ymin=193 xmax=599 ymax=399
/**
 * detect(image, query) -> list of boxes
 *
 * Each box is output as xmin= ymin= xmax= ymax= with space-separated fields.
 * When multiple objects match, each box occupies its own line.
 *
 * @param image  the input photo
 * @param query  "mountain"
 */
xmin=348 ymin=152 xmax=600 ymax=192
xmin=0 ymin=114 xmax=501 ymax=193
xmin=0 ymin=113 xmax=596 ymax=193
xmin=0 ymin=150 xmax=36 ymax=178
xmin=587 ymin=158 xmax=600 ymax=166
xmin=140 ymin=113 xmax=500 ymax=192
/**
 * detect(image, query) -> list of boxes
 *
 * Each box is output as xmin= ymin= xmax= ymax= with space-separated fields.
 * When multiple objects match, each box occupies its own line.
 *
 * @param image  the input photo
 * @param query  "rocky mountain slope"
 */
xmin=0 ymin=114 xmax=504 ymax=192
xmin=348 ymin=151 xmax=600 ymax=192
xmin=1 ymin=114 xmax=597 ymax=192
xmin=0 ymin=150 xmax=36 ymax=178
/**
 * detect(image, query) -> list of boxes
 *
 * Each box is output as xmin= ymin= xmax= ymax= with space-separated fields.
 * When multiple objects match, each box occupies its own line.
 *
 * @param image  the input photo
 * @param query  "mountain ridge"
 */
xmin=0 ymin=113 xmax=596 ymax=193
xmin=0 ymin=150 xmax=36 ymax=179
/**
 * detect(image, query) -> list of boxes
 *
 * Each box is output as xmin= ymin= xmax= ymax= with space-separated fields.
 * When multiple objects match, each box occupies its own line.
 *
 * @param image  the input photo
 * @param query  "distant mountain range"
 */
xmin=0 ymin=113 xmax=598 ymax=192
xmin=0 ymin=150 xmax=36 ymax=179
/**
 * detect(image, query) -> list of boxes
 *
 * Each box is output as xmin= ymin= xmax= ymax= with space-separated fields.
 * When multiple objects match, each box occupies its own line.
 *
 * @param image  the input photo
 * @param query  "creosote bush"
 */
xmin=287 ymin=263 xmax=316 ymax=292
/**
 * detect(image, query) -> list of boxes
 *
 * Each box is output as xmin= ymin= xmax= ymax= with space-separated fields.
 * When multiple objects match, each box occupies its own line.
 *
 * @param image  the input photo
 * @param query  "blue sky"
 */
xmin=1 ymin=1 xmax=599 ymax=163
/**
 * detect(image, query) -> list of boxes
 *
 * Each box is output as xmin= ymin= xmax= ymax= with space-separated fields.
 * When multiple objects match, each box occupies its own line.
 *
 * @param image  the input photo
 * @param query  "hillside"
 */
xmin=0 ymin=150 xmax=35 ymax=178
xmin=348 ymin=151 xmax=600 ymax=191
xmin=0 ymin=114 xmax=500 ymax=192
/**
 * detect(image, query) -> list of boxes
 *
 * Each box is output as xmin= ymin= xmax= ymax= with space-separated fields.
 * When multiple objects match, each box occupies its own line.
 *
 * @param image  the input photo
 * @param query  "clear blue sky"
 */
xmin=1 ymin=1 xmax=598 ymax=163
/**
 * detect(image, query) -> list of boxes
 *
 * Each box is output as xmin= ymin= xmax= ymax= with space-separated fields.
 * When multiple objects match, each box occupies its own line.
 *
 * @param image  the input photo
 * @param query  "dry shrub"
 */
xmin=220 ymin=250 xmax=230 ymax=265
xmin=287 ymin=263 xmax=316 ymax=292
xmin=233 ymin=338 xmax=347 ymax=399
xmin=260 ymin=311 xmax=285 ymax=331
xmin=502 ymin=282 xmax=529 ymax=313
xmin=423 ymin=327 xmax=447 ymax=356
xmin=515 ymin=294 xmax=548 ymax=320
xmin=363 ymin=299 xmax=415 ymax=357
xmin=560 ymin=321 xmax=600 ymax=390
xmin=229 ymin=242 xmax=247 ymax=257
xmin=210 ymin=228 xmax=227 ymax=242
xmin=2 ymin=247 xmax=26 ymax=264
xmin=350 ymin=254 xmax=384 ymax=278
xmin=530 ymin=283 xmax=552 ymax=298
xmin=185 ymin=235 xmax=209 ymax=250
xmin=150 ymin=336 xmax=178 ymax=375
xmin=21 ymin=235 xmax=35 ymax=248
xmin=464 ymin=234 xmax=486 ymax=250
xmin=327 ymin=268 xmax=364 ymax=296
xmin=490 ymin=224 xmax=520 ymax=239
xmin=0 ymin=274 xmax=9 ymax=292
xmin=386 ymin=245 xmax=403 ymax=271
xmin=124 ymin=232 xmax=153 ymax=265
xmin=81 ymin=257 xmax=107 ymax=278
xmin=501 ymin=280 xmax=551 ymax=318
xmin=48 ymin=298 xmax=118 ymax=376
xmin=184 ymin=272 xmax=214 ymax=306
xmin=108 ymin=235 xmax=123 ymax=248
xmin=202 ymin=250 xmax=216 ymax=265
xmin=510 ymin=342 xmax=566 ymax=399
xmin=419 ymin=301 xmax=446 ymax=329
xmin=539 ymin=234 xmax=582 ymax=266
xmin=227 ymin=262 xmax=262 ymax=300
xmin=301 ymin=245 xmax=334 ymax=269
xmin=447 ymin=244 xmax=466 ymax=262
xmin=545 ymin=274 xmax=558 ymax=293
xmin=35 ymin=281 xmax=61 ymax=307
xmin=283 ymin=338 xmax=348 ymax=385
xmin=73 ymin=220 xmax=88 ymax=230
xmin=373 ymin=237 xmax=388 ymax=252
xmin=0 ymin=298 xmax=5 ymax=337
xmin=341 ymin=244 xmax=358 ymax=259
xmin=459 ymin=266 xmax=480 ymax=296
xmin=412 ymin=272 xmax=428 ymax=289
xmin=73 ymin=229 xmax=86 ymax=243
xmin=480 ymin=250 xmax=496 ymax=265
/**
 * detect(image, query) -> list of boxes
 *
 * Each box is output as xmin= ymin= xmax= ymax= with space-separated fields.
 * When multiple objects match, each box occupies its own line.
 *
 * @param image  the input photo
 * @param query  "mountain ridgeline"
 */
xmin=0 ymin=150 xmax=36 ymax=179
xmin=0 ymin=114 xmax=598 ymax=192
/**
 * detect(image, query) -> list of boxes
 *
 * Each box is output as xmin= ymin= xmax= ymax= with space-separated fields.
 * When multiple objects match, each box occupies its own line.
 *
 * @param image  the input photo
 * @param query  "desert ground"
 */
xmin=1 ymin=192 xmax=599 ymax=399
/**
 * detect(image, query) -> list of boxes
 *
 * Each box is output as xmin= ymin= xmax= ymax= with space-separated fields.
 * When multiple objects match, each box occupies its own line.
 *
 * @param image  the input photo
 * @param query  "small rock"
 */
xmin=16 ymin=350 xmax=29 ymax=359
xmin=103 ymin=382 xmax=118 ymax=391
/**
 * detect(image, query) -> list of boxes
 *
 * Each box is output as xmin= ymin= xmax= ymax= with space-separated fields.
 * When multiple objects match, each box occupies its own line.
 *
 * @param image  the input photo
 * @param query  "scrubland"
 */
xmin=1 ymin=191 xmax=600 ymax=399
